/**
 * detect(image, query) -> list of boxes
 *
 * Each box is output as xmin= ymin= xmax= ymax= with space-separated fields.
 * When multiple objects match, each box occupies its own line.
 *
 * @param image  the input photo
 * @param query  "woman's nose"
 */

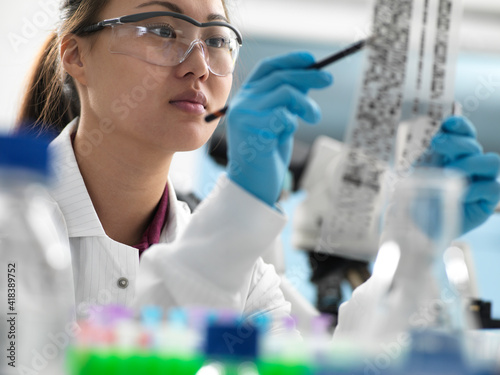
xmin=176 ymin=41 xmax=210 ymax=79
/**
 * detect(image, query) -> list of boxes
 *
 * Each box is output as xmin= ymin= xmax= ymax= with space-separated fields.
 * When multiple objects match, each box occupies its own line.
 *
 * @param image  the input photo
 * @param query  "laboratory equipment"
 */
xmin=196 ymin=313 xmax=260 ymax=375
xmin=0 ymin=133 xmax=74 ymax=375
xmin=470 ymin=300 xmax=500 ymax=329
xmin=68 ymin=306 xmax=204 ymax=375
xmin=67 ymin=303 xmax=500 ymax=374
xmin=363 ymin=168 xmax=474 ymax=342
xmin=257 ymin=316 xmax=310 ymax=375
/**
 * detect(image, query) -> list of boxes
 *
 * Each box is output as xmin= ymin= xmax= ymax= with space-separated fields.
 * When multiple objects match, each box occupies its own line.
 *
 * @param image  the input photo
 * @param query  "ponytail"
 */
xmin=16 ymin=32 xmax=80 ymax=138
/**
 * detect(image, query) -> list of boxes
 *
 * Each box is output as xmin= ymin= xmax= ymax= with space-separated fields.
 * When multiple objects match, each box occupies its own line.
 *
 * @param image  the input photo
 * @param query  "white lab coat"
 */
xmin=48 ymin=119 xmax=296 ymax=335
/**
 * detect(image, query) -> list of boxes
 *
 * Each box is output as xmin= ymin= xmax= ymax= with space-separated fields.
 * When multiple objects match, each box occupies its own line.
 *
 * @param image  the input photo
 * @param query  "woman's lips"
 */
xmin=170 ymin=91 xmax=208 ymax=115
xmin=169 ymin=100 xmax=206 ymax=114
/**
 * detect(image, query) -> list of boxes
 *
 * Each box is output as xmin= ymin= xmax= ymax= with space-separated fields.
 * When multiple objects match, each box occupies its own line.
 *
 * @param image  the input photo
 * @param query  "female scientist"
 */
xmin=17 ymin=0 xmax=332 ymax=334
xmin=17 ymin=0 xmax=500 ymax=335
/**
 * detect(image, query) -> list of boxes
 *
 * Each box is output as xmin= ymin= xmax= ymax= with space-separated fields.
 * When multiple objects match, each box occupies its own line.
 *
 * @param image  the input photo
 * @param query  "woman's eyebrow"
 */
xmin=207 ymin=13 xmax=229 ymax=23
xmin=136 ymin=1 xmax=183 ymax=13
xmin=136 ymin=1 xmax=229 ymax=23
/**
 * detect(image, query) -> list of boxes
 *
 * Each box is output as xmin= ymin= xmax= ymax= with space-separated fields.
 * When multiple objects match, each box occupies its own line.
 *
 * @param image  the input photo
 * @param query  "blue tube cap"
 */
xmin=204 ymin=320 xmax=259 ymax=360
xmin=0 ymin=133 xmax=50 ymax=176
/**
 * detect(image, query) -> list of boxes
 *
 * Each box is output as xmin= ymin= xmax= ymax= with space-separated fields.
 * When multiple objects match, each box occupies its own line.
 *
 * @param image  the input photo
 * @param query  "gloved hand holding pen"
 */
xmin=225 ymin=52 xmax=333 ymax=207
xmin=425 ymin=116 xmax=500 ymax=234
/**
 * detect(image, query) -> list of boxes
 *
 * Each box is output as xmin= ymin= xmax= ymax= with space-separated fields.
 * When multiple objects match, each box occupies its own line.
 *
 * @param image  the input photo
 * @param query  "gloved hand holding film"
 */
xmin=225 ymin=52 xmax=333 ymax=207
xmin=425 ymin=116 xmax=500 ymax=234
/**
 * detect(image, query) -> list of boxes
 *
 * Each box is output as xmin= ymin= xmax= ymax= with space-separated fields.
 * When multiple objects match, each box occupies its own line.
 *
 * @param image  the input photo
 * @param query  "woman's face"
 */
xmin=80 ymin=0 xmax=233 ymax=153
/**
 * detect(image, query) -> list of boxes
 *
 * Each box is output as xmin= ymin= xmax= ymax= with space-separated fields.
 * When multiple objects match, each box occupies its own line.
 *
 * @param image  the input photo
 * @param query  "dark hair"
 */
xmin=16 ymin=0 xmax=232 ymax=138
xmin=16 ymin=0 xmax=111 ymax=136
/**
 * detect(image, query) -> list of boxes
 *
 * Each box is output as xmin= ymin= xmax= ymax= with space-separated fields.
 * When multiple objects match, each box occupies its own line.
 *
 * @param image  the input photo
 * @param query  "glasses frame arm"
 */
xmin=76 ymin=11 xmax=243 ymax=46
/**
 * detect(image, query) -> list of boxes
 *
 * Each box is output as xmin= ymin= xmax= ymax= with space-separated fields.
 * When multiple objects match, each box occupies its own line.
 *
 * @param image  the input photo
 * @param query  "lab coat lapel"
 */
xmin=49 ymin=119 xmax=107 ymax=238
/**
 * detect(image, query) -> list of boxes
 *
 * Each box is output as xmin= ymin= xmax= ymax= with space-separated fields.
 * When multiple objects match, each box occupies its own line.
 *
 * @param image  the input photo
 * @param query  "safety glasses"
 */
xmin=79 ymin=11 xmax=243 ymax=77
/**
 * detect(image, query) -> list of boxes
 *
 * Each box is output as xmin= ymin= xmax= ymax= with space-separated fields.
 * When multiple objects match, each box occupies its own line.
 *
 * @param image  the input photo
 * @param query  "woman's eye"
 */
xmin=148 ymin=25 xmax=175 ymax=38
xmin=206 ymin=37 xmax=228 ymax=48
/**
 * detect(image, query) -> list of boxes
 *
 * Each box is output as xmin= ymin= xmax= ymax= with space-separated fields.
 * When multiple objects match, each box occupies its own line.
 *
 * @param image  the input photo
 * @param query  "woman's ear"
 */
xmin=61 ymin=35 xmax=88 ymax=86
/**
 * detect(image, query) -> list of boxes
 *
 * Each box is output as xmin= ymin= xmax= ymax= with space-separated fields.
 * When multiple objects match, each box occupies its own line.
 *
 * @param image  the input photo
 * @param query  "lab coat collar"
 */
xmin=49 ymin=118 xmax=191 ymax=243
xmin=49 ymin=118 xmax=107 ymax=238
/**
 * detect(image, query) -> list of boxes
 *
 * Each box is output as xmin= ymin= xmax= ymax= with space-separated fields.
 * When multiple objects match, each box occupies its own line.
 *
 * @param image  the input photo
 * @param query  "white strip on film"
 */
xmin=318 ymin=0 xmax=463 ymax=260
xmin=398 ymin=0 xmax=463 ymax=170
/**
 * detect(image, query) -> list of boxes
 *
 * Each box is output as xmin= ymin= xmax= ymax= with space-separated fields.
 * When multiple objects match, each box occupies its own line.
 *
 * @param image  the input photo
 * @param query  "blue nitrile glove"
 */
xmin=426 ymin=116 xmax=500 ymax=234
xmin=225 ymin=52 xmax=333 ymax=207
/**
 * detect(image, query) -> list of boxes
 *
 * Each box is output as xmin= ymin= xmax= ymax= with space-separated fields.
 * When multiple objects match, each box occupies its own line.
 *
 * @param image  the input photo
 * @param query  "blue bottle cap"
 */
xmin=0 ymin=133 xmax=50 ymax=176
xmin=251 ymin=314 xmax=271 ymax=333
xmin=141 ymin=305 xmax=163 ymax=327
xmin=204 ymin=320 xmax=259 ymax=360
xmin=168 ymin=307 xmax=188 ymax=328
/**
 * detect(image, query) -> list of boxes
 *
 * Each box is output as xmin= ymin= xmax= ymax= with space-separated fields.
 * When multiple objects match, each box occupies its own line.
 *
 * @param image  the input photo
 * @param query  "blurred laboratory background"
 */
xmin=0 ymin=0 xmax=499 ymax=316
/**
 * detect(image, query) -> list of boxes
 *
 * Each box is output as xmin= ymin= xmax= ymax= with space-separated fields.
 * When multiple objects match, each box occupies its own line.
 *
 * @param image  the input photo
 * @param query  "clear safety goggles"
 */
xmin=79 ymin=11 xmax=243 ymax=77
